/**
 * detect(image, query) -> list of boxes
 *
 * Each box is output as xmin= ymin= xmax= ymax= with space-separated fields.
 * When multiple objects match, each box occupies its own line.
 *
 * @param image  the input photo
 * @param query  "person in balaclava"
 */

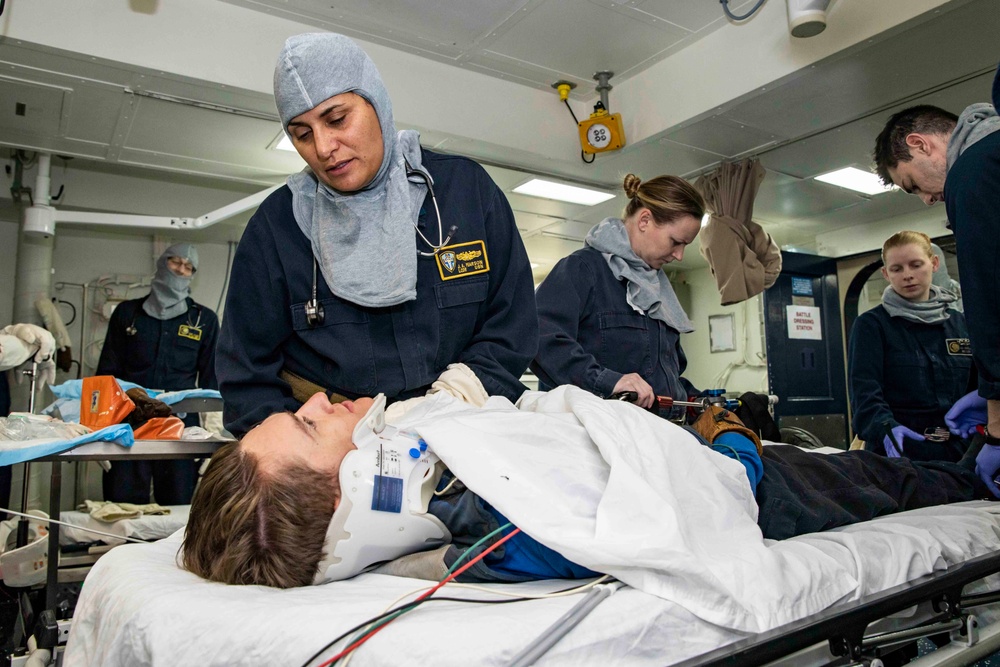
xmin=97 ymin=242 xmax=219 ymax=504
xmin=215 ymin=33 xmax=537 ymax=438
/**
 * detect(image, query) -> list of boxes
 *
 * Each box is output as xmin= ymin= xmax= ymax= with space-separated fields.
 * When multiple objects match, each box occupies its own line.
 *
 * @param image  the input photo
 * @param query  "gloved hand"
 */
xmin=882 ymin=424 xmax=924 ymax=458
xmin=36 ymin=359 xmax=56 ymax=389
xmin=945 ymin=391 xmax=988 ymax=439
xmin=1 ymin=323 xmax=56 ymax=363
xmin=975 ymin=443 xmax=1000 ymax=498
xmin=427 ymin=363 xmax=489 ymax=407
xmin=691 ymin=405 xmax=763 ymax=455
xmin=124 ymin=388 xmax=172 ymax=428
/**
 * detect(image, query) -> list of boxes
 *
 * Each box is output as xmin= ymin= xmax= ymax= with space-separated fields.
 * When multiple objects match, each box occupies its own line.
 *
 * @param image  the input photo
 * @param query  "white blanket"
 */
xmin=403 ymin=387 xmax=1000 ymax=632
xmin=64 ymin=502 xmax=1000 ymax=667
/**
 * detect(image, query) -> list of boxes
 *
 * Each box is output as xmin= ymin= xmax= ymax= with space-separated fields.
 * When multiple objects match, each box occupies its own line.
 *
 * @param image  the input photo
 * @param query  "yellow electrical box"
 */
xmin=578 ymin=109 xmax=626 ymax=154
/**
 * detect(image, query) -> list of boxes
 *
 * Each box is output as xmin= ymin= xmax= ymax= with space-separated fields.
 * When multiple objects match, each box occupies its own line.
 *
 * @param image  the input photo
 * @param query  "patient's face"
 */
xmin=242 ymin=393 xmax=375 ymax=486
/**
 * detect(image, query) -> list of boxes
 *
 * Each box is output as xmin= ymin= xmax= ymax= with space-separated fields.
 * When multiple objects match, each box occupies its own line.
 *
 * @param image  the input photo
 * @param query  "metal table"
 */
xmin=36 ymin=436 xmax=227 ymax=612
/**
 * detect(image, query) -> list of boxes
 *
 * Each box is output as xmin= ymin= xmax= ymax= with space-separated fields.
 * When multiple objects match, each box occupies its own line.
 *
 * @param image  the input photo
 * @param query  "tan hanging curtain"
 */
xmin=695 ymin=159 xmax=781 ymax=306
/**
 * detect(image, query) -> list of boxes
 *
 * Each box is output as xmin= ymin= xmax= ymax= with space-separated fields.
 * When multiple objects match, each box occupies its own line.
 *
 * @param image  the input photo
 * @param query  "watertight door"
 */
xmin=763 ymin=251 xmax=848 ymax=448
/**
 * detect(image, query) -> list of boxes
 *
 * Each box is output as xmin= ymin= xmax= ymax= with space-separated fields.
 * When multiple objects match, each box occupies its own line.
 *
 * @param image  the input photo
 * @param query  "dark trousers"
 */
xmin=102 ymin=460 xmax=199 ymax=505
xmin=756 ymin=445 xmax=988 ymax=540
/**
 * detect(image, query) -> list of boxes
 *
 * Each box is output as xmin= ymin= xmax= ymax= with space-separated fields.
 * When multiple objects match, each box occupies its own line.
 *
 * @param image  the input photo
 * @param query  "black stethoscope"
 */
xmin=126 ymin=301 xmax=203 ymax=336
xmin=305 ymin=162 xmax=457 ymax=327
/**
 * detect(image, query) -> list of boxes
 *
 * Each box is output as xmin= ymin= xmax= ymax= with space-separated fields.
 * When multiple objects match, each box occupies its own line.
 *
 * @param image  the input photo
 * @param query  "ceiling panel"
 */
xmin=463 ymin=50 xmax=590 ymax=90
xmin=573 ymin=138 xmax=724 ymax=187
xmin=277 ymin=0 xmax=531 ymax=49
xmin=630 ymin=0 xmax=756 ymax=32
xmin=662 ymin=116 xmax=783 ymax=160
xmin=752 ymin=170 xmax=868 ymax=223
xmin=486 ymin=0 xmax=688 ymax=82
xmin=122 ymin=97 xmax=302 ymax=179
xmin=0 ymin=78 xmax=69 ymax=137
xmin=722 ymin=1 xmax=1000 ymax=140
xmin=62 ymin=86 xmax=128 ymax=145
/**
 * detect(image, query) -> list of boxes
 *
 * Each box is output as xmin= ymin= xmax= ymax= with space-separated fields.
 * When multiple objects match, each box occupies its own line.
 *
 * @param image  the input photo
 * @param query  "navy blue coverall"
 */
xmin=848 ymin=304 xmax=972 ymax=461
xmin=944 ymin=68 xmax=1000 ymax=406
xmin=97 ymin=296 xmax=219 ymax=504
xmin=530 ymin=246 xmax=696 ymax=416
xmin=216 ymin=150 xmax=538 ymax=437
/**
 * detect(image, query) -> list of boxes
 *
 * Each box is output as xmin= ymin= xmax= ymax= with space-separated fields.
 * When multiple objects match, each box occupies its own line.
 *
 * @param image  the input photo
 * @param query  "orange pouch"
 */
xmin=132 ymin=416 xmax=185 ymax=440
xmin=80 ymin=376 xmax=135 ymax=429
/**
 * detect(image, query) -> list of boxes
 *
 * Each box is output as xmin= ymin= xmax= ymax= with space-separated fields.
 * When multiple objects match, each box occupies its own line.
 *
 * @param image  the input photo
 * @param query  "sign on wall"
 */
xmin=786 ymin=305 xmax=822 ymax=340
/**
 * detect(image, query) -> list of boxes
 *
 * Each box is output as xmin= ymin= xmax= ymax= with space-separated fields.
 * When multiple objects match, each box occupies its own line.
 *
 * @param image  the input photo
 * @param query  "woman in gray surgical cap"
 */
xmin=216 ymin=33 xmax=537 ymax=437
xmin=97 ymin=242 xmax=219 ymax=504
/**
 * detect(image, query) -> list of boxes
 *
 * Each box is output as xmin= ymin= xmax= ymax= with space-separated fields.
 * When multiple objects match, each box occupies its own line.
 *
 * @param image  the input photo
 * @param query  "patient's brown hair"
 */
xmin=181 ymin=440 xmax=338 ymax=588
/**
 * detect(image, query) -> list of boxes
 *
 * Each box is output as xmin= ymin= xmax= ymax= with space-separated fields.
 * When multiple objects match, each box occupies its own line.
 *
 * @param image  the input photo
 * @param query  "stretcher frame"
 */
xmin=665 ymin=549 xmax=1000 ymax=667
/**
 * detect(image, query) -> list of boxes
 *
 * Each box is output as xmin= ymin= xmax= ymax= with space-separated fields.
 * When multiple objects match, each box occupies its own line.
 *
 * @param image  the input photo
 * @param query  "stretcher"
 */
xmin=62 ymin=498 xmax=1000 ymax=667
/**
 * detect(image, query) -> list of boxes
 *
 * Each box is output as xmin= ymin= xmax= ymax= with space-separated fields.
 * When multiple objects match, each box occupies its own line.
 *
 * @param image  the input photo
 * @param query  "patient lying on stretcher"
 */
xmin=182 ymin=388 xmax=999 ymax=592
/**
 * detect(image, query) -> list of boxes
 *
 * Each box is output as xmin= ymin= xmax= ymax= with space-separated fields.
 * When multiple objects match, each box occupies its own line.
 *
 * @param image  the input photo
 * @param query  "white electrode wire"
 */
xmin=336 ymin=575 xmax=613 ymax=667
xmin=0 ymin=506 xmax=149 ymax=544
xmin=433 ymin=476 xmax=460 ymax=496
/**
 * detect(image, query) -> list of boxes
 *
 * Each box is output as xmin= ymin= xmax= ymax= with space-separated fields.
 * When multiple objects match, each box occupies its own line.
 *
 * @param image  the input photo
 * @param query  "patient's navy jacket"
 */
xmin=848 ymin=304 xmax=972 ymax=461
xmin=217 ymin=150 xmax=538 ymax=437
xmin=531 ymin=246 xmax=696 ymax=408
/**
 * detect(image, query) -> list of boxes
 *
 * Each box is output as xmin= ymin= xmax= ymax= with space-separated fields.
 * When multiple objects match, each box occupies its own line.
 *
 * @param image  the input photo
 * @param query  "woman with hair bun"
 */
xmin=848 ymin=230 xmax=973 ymax=461
xmin=530 ymin=174 xmax=705 ymax=416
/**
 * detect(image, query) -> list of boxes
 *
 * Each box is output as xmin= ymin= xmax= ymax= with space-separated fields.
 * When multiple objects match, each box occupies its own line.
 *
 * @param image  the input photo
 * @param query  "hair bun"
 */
xmin=623 ymin=174 xmax=641 ymax=199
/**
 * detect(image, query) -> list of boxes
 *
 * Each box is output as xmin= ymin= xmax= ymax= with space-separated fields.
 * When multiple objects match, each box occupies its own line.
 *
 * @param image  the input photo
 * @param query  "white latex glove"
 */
xmin=200 ymin=411 xmax=227 ymax=437
xmin=1 ymin=323 xmax=56 ymax=363
xmin=385 ymin=364 xmax=489 ymax=423
xmin=427 ymin=363 xmax=489 ymax=407
xmin=35 ymin=359 xmax=56 ymax=389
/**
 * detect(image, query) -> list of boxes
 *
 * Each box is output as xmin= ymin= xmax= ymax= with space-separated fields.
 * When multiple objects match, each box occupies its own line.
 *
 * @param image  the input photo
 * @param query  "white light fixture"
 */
xmin=268 ymin=131 xmax=297 ymax=153
xmin=512 ymin=179 xmax=614 ymax=206
xmin=814 ymin=167 xmax=897 ymax=196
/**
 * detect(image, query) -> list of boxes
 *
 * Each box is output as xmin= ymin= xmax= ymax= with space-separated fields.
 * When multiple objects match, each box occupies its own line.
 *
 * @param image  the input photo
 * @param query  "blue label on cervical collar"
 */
xmin=372 ymin=475 xmax=403 ymax=513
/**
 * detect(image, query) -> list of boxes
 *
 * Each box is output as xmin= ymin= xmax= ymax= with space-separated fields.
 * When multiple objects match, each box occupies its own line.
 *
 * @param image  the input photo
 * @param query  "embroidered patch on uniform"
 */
xmin=178 ymin=325 xmax=203 ymax=341
xmin=90 ymin=390 xmax=100 ymax=414
xmin=946 ymin=338 xmax=972 ymax=355
xmin=436 ymin=240 xmax=490 ymax=281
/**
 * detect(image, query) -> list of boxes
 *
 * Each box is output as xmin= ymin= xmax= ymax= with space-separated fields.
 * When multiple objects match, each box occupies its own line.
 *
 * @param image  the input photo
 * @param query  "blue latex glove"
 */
xmin=883 ymin=424 xmax=924 ymax=458
xmin=975 ymin=443 xmax=1000 ymax=498
xmin=945 ymin=391 xmax=988 ymax=438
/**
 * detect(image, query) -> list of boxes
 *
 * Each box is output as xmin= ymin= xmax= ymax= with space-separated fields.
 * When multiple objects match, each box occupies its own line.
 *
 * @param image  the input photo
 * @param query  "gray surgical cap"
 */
xmin=273 ymin=33 xmax=397 ymax=189
xmin=163 ymin=242 xmax=198 ymax=272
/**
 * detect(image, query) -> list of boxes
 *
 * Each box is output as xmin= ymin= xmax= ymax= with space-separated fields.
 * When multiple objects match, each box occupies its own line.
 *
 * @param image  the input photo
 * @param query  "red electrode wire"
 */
xmin=318 ymin=527 xmax=522 ymax=667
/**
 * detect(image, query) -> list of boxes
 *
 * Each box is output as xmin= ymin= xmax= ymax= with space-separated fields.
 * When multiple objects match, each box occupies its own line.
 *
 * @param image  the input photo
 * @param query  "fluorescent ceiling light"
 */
xmin=512 ymin=179 xmax=614 ymax=206
xmin=269 ymin=132 xmax=297 ymax=153
xmin=814 ymin=167 xmax=897 ymax=195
